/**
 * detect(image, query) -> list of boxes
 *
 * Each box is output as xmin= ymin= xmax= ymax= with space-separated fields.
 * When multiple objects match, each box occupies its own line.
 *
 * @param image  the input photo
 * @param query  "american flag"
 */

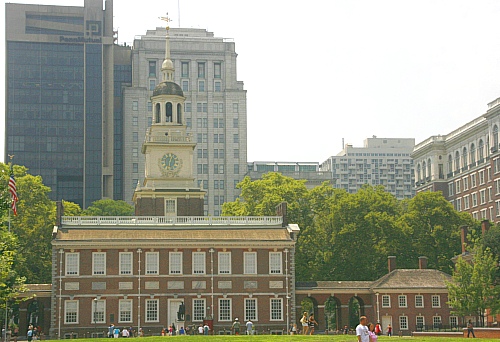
xmin=9 ymin=173 xmax=18 ymax=216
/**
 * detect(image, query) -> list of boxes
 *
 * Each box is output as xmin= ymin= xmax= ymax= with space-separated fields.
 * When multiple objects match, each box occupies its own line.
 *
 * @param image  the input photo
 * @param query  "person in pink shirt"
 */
xmin=368 ymin=323 xmax=378 ymax=342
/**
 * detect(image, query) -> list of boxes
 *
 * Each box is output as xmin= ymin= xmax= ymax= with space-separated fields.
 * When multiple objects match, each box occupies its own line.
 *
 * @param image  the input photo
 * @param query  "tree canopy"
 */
xmin=82 ymin=199 xmax=134 ymax=216
xmin=223 ymin=172 xmax=473 ymax=281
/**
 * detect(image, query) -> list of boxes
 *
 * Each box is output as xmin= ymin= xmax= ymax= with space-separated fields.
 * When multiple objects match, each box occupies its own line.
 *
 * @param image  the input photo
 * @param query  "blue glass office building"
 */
xmin=5 ymin=0 xmax=129 ymax=208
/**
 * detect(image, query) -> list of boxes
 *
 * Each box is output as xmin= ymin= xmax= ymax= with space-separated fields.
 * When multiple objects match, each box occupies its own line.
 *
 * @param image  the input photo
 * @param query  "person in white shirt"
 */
xmin=356 ymin=316 xmax=370 ymax=342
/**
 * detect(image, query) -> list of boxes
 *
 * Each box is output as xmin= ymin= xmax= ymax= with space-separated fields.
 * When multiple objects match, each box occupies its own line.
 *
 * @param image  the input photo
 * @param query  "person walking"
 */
xmin=300 ymin=311 xmax=309 ymax=335
xmin=231 ymin=318 xmax=241 ymax=335
xmin=467 ymin=320 xmax=475 ymax=338
xmin=245 ymin=320 xmax=253 ymax=335
xmin=356 ymin=316 xmax=370 ymax=342
xmin=308 ymin=313 xmax=318 ymax=335
xmin=386 ymin=324 xmax=392 ymax=337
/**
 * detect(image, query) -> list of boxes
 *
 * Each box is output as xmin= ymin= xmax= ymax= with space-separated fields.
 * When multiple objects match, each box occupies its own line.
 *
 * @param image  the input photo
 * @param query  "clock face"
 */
xmin=161 ymin=153 xmax=180 ymax=170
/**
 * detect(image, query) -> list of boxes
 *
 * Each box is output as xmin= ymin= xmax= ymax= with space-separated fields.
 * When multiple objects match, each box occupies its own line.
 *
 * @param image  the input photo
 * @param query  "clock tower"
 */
xmin=133 ymin=18 xmax=205 ymax=216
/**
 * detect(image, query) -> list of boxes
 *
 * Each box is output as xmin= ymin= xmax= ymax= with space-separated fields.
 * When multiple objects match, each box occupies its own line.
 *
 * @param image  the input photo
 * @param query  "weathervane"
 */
xmin=159 ymin=13 xmax=172 ymax=31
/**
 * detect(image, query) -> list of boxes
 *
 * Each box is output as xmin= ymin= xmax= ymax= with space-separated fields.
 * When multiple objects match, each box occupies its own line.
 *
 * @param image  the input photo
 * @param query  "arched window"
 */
xmin=462 ymin=147 xmax=468 ymax=168
xmin=470 ymin=143 xmax=476 ymax=164
xmin=417 ymin=164 xmax=421 ymax=181
xmin=455 ymin=151 xmax=460 ymax=172
xmin=422 ymin=161 xmax=427 ymax=179
xmin=494 ymin=125 xmax=499 ymax=151
xmin=427 ymin=158 xmax=431 ymax=178
xmin=479 ymin=139 xmax=484 ymax=162
xmin=166 ymin=102 xmax=173 ymax=122
xmin=177 ymin=103 xmax=182 ymax=124
xmin=155 ymin=103 xmax=161 ymax=123
xmin=448 ymin=155 xmax=453 ymax=174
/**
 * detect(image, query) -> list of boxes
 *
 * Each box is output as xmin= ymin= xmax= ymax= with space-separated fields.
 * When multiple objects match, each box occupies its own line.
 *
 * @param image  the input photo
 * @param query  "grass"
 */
xmin=77 ymin=335 xmax=499 ymax=342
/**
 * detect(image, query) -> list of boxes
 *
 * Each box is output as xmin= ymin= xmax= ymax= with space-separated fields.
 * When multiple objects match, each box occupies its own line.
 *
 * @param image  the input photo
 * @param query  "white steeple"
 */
xmin=159 ymin=14 xmax=174 ymax=82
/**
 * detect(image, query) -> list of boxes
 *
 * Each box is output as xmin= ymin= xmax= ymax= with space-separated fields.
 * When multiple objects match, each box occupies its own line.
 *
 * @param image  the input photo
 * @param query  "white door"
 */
xmin=381 ymin=316 xmax=392 ymax=335
xmin=168 ymin=299 xmax=184 ymax=330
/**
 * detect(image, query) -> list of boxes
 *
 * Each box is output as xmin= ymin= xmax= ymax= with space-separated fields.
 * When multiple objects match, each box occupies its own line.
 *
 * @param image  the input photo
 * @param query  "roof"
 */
xmin=370 ymin=269 xmax=451 ymax=290
xmin=296 ymin=281 xmax=373 ymax=291
xmin=153 ymin=81 xmax=184 ymax=97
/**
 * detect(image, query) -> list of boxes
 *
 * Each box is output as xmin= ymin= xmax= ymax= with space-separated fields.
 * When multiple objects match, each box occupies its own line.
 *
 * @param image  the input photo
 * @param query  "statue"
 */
xmin=177 ymin=302 xmax=185 ymax=321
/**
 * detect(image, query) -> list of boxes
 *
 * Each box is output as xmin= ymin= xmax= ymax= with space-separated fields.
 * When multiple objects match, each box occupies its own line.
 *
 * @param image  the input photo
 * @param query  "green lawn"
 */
xmin=77 ymin=336 xmax=498 ymax=342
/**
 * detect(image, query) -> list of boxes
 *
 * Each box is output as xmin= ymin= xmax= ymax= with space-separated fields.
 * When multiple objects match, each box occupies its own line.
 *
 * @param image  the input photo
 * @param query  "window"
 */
xmin=234 ymin=149 xmax=240 ymax=159
xmin=398 ymin=295 xmax=407 ymax=308
xmin=244 ymin=252 xmax=257 ymax=274
xmin=64 ymin=300 xmax=79 ymax=324
xmin=233 ymin=103 xmax=239 ymax=113
xmin=198 ymin=62 xmax=205 ymax=78
xmin=66 ymin=253 xmax=79 ymax=275
xmin=182 ymin=80 xmax=189 ymax=92
xmin=448 ymin=183 xmax=454 ymax=196
xmin=463 ymin=176 xmax=469 ymax=190
xmin=214 ymin=62 xmax=221 ymax=78
xmin=450 ymin=316 xmax=458 ymax=328
xmin=132 ymin=148 xmax=138 ymax=157
xmin=198 ymin=80 xmax=205 ymax=92
xmin=234 ymin=164 xmax=240 ymax=174
xmin=433 ymin=316 xmax=442 ymax=328
xmin=381 ymin=295 xmax=390 ymax=308
xmin=186 ymin=118 xmax=192 ymax=128
xmin=214 ymin=149 xmax=224 ymax=159
xmin=432 ymin=295 xmax=440 ymax=308
xmin=214 ymin=164 xmax=224 ymax=174
xmin=169 ymin=252 xmax=182 ymax=274
xmin=415 ymin=295 xmax=424 ymax=308
xmin=145 ymin=299 xmax=159 ymax=322
xmin=218 ymin=252 xmax=231 ymax=274
xmin=472 ymin=192 xmax=478 ymax=207
xmin=148 ymin=60 xmax=156 ymax=77
xmin=192 ymin=299 xmax=205 ymax=322
xmin=181 ymin=62 xmax=189 ymax=77
xmin=185 ymin=102 xmax=192 ymax=112
xmin=269 ymin=252 xmax=282 ymax=274
xmin=148 ymin=102 xmax=152 ymax=112
xmin=245 ymin=298 xmax=257 ymax=321
xmin=165 ymin=199 xmax=176 ymax=215
xmin=464 ymin=195 xmax=470 ymax=209
xmin=471 ymin=173 xmax=477 ymax=187
xmin=145 ymin=252 xmax=159 ymax=275
xmin=197 ymin=102 xmax=208 ymax=113
xmin=234 ymin=134 xmax=239 ymax=143
xmin=219 ymin=299 xmax=231 ymax=321
xmin=214 ymin=81 xmax=221 ymax=92
xmin=479 ymin=170 xmax=485 ymax=185
xmin=234 ymin=180 xmax=240 ymax=189
xmin=496 ymin=201 xmax=500 ymax=217
xmin=480 ymin=189 xmax=486 ymax=205
xmin=233 ymin=118 xmax=239 ymax=128
xmin=119 ymin=252 xmax=133 ymax=275
xmin=149 ymin=79 xmax=156 ymax=91
xmin=92 ymin=299 xmax=105 ymax=323
xmin=213 ymin=103 xmax=224 ymax=113
xmin=455 ymin=180 xmax=461 ymax=194
xmin=132 ymin=101 xmax=138 ymax=111
xmin=119 ymin=299 xmax=133 ymax=323
xmin=132 ymin=117 xmax=138 ymax=126
xmin=416 ymin=316 xmax=425 ymax=330
xmin=399 ymin=316 xmax=408 ymax=330
xmin=133 ymin=132 xmax=138 ymax=142
xmin=214 ymin=134 xmax=224 ymax=143
xmin=270 ymin=298 xmax=283 ymax=321
xmin=214 ymin=118 xmax=224 ymax=128
xmin=192 ymin=252 xmax=206 ymax=274
xmin=197 ymin=164 xmax=208 ymax=174
xmin=456 ymin=198 xmax=462 ymax=211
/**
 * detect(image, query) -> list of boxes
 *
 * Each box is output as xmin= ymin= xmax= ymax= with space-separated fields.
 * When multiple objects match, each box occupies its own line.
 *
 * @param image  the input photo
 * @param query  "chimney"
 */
xmin=460 ymin=226 xmax=468 ymax=254
xmin=276 ymin=202 xmax=288 ymax=227
xmin=481 ymin=220 xmax=490 ymax=236
xmin=418 ymin=256 xmax=428 ymax=269
xmin=388 ymin=256 xmax=396 ymax=273
xmin=55 ymin=201 xmax=64 ymax=226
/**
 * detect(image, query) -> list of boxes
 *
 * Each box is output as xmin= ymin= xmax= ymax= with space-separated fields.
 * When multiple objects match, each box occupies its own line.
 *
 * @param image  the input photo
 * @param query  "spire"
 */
xmin=159 ymin=13 xmax=174 ymax=82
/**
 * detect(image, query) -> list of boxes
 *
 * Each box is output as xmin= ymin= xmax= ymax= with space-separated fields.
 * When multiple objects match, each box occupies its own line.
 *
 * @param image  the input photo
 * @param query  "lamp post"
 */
xmin=284 ymin=248 xmax=289 ymax=335
xmin=375 ymin=292 xmax=380 ymax=323
xmin=93 ymin=298 xmax=98 ymax=338
xmin=209 ymin=248 xmax=215 ymax=318
xmin=58 ymin=249 xmax=64 ymax=340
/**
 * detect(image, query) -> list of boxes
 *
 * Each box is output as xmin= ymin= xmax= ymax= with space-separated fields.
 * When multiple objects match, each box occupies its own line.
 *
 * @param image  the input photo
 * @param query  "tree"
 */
xmin=482 ymin=225 xmax=500 ymax=284
xmin=447 ymin=246 xmax=500 ymax=326
xmin=82 ymin=199 xmax=134 ymax=216
xmin=62 ymin=200 xmax=82 ymax=217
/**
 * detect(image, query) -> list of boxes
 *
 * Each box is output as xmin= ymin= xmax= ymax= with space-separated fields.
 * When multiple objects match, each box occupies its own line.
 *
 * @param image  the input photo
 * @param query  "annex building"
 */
xmin=412 ymin=97 xmax=500 ymax=222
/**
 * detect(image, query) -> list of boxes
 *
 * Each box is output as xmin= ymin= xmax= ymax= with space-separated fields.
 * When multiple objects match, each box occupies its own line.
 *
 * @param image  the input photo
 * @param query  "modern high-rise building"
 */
xmin=122 ymin=27 xmax=247 ymax=215
xmin=4 ymin=0 xmax=129 ymax=208
xmin=320 ymin=137 xmax=415 ymax=199
xmin=413 ymin=97 xmax=500 ymax=222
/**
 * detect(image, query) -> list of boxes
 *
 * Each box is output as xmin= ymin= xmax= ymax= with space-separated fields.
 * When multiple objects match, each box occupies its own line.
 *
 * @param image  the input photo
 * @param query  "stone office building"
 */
xmin=412 ymin=97 xmax=500 ymax=222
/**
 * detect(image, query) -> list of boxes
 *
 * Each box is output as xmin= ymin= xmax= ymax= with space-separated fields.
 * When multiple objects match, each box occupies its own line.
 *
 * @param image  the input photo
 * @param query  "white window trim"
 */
xmin=269 ymin=252 xmax=283 ymax=275
xmin=433 ymin=316 xmax=442 ymax=328
xmin=244 ymin=298 xmax=258 ymax=322
xmin=91 ymin=299 xmax=106 ymax=324
xmin=64 ymin=300 xmax=79 ymax=324
xmin=118 ymin=299 xmax=133 ymax=323
xmin=218 ymin=298 xmax=232 ymax=322
xmin=192 ymin=252 xmax=206 ymax=275
xmin=65 ymin=252 xmax=80 ymax=276
xmin=269 ymin=298 xmax=283 ymax=321
xmin=192 ymin=298 xmax=206 ymax=322
xmin=218 ymin=252 xmax=231 ymax=275
xmin=398 ymin=295 xmax=407 ymax=308
xmin=416 ymin=315 xmax=425 ymax=327
xmin=92 ymin=252 xmax=106 ymax=276
xmin=244 ymin=252 xmax=257 ymax=275
xmin=415 ymin=295 xmax=424 ymax=308
xmin=381 ymin=295 xmax=391 ymax=308
xmin=169 ymin=252 xmax=183 ymax=275
xmin=145 ymin=252 xmax=159 ymax=275
xmin=165 ymin=198 xmax=177 ymax=216
xmin=432 ymin=295 xmax=441 ymax=308
xmin=399 ymin=315 xmax=408 ymax=330
xmin=119 ymin=252 xmax=133 ymax=275
xmin=145 ymin=299 xmax=159 ymax=322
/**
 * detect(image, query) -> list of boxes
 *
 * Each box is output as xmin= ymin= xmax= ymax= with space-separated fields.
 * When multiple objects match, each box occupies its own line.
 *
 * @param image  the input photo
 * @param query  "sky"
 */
xmin=2 ymin=0 xmax=500 ymax=163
